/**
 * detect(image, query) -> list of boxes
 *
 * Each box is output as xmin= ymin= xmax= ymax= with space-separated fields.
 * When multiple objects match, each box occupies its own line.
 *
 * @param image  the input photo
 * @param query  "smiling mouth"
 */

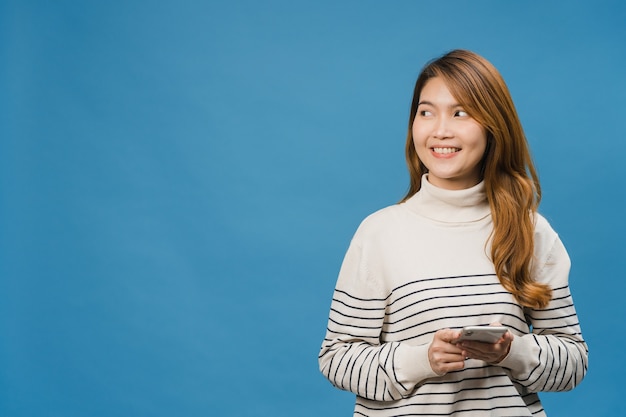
xmin=433 ymin=147 xmax=460 ymax=154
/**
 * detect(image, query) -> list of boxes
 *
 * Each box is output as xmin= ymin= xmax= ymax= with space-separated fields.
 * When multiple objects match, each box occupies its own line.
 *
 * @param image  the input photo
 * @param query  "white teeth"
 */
xmin=433 ymin=147 xmax=460 ymax=154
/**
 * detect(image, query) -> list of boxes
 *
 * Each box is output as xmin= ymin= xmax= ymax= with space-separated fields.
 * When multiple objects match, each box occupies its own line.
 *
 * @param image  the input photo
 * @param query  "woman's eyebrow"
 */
xmin=417 ymin=100 xmax=462 ymax=108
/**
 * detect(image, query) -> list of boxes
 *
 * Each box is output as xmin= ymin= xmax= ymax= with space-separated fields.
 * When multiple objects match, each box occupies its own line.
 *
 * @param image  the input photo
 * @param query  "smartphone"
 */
xmin=455 ymin=326 xmax=508 ymax=343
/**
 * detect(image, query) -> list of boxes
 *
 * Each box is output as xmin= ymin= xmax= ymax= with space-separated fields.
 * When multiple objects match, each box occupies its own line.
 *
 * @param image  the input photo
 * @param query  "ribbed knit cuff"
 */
xmin=394 ymin=342 xmax=440 ymax=386
xmin=497 ymin=334 xmax=539 ymax=374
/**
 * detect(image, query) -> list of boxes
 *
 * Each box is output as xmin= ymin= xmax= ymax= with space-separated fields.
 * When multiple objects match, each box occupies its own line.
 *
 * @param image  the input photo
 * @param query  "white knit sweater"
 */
xmin=319 ymin=176 xmax=588 ymax=416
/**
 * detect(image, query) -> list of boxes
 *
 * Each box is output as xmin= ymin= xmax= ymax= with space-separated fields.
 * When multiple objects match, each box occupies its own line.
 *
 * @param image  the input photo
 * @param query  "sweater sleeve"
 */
xmin=498 ymin=228 xmax=588 ymax=392
xmin=318 ymin=228 xmax=439 ymax=401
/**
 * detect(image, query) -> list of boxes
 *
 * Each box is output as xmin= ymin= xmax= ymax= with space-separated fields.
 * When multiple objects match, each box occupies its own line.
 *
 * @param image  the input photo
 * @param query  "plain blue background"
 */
xmin=2 ymin=1 xmax=625 ymax=416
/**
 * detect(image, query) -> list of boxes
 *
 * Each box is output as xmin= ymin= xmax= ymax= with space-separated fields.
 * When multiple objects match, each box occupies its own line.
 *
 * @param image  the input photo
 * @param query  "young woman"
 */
xmin=319 ymin=50 xmax=588 ymax=416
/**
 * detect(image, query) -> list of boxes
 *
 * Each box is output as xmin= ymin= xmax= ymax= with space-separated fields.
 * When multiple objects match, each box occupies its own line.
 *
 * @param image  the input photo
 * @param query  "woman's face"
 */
xmin=412 ymin=77 xmax=488 ymax=190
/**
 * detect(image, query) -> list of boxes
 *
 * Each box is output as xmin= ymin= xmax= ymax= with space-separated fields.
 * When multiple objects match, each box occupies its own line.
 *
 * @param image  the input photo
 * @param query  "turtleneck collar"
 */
xmin=403 ymin=174 xmax=491 ymax=223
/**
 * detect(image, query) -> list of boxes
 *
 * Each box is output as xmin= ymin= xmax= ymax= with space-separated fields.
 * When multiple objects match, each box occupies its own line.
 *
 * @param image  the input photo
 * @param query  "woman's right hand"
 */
xmin=428 ymin=329 xmax=466 ymax=376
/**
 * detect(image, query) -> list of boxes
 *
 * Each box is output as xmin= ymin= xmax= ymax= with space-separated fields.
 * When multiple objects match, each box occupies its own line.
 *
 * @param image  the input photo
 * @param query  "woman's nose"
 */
xmin=433 ymin=116 xmax=453 ymax=138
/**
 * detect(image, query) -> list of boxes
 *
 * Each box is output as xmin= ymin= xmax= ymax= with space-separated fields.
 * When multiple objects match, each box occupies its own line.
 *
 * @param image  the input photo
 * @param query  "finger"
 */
xmin=430 ymin=346 xmax=465 ymax=360
xmin=462 ymin=341 xmax=502 ymax=354
xmin=461 ymin=347 xmax=485 ymax=360
xmin=502 ymin=331 xmax=514 ymax=342
xmin=462 ymin=341 xmax=510 ymax=362
xmin=461 ymin=346 xmax=498 ymax=361
xmin=458 ymin=340 xmax=490 ymax=351
xmin=439 ymin=352 xmax=466 ymax=362
xmin=434 ymin=355 xmax=466 ymax=369
xmin=429 ymin=343 xmax=463 ymax=355
xmin=436 ymin=329 xmax=462 ymax=344
xmin=441 ymin=360 xmax=466 ymax=373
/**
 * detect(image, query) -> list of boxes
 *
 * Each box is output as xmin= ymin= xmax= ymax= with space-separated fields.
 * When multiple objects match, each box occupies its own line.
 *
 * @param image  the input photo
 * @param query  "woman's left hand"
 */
xmin=458 ymin=322 xmax=514 ymax=364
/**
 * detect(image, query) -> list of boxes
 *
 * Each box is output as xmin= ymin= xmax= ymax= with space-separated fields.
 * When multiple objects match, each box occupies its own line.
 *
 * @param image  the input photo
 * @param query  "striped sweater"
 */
xmin=319 ymin=177 xmax=588 ymax=416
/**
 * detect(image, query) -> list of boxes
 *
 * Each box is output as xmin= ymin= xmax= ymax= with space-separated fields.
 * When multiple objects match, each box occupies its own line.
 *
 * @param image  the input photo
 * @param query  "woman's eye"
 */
xmin=455 ymin=110 xmax=468 ymax=117
xmin=419 ymin=110 xmax=433 ymax=117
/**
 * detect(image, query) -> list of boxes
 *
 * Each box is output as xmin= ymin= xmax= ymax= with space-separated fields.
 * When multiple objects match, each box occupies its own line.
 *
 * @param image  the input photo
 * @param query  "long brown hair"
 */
xmin=402 ymin=49 xmax=551 ymax=309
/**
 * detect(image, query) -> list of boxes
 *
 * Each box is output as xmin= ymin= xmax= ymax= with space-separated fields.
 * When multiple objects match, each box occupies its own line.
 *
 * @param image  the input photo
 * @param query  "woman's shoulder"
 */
xmin=363 ymin=202 xmax=404 ymax=221
xmin=352 ymin=203 xmax=405 ymax=238
xmin=533 ymin=211 xmax=570 ymax=261
xmin=533 ymin=212 xmax=559 ymax=237
xmin=531 ymin=212 xmax=571 ymax=283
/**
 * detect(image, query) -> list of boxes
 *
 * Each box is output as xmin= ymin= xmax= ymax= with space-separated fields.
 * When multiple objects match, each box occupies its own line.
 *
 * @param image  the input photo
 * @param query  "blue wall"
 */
xmin=2 ymin=1 xmax=625 ymax=415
